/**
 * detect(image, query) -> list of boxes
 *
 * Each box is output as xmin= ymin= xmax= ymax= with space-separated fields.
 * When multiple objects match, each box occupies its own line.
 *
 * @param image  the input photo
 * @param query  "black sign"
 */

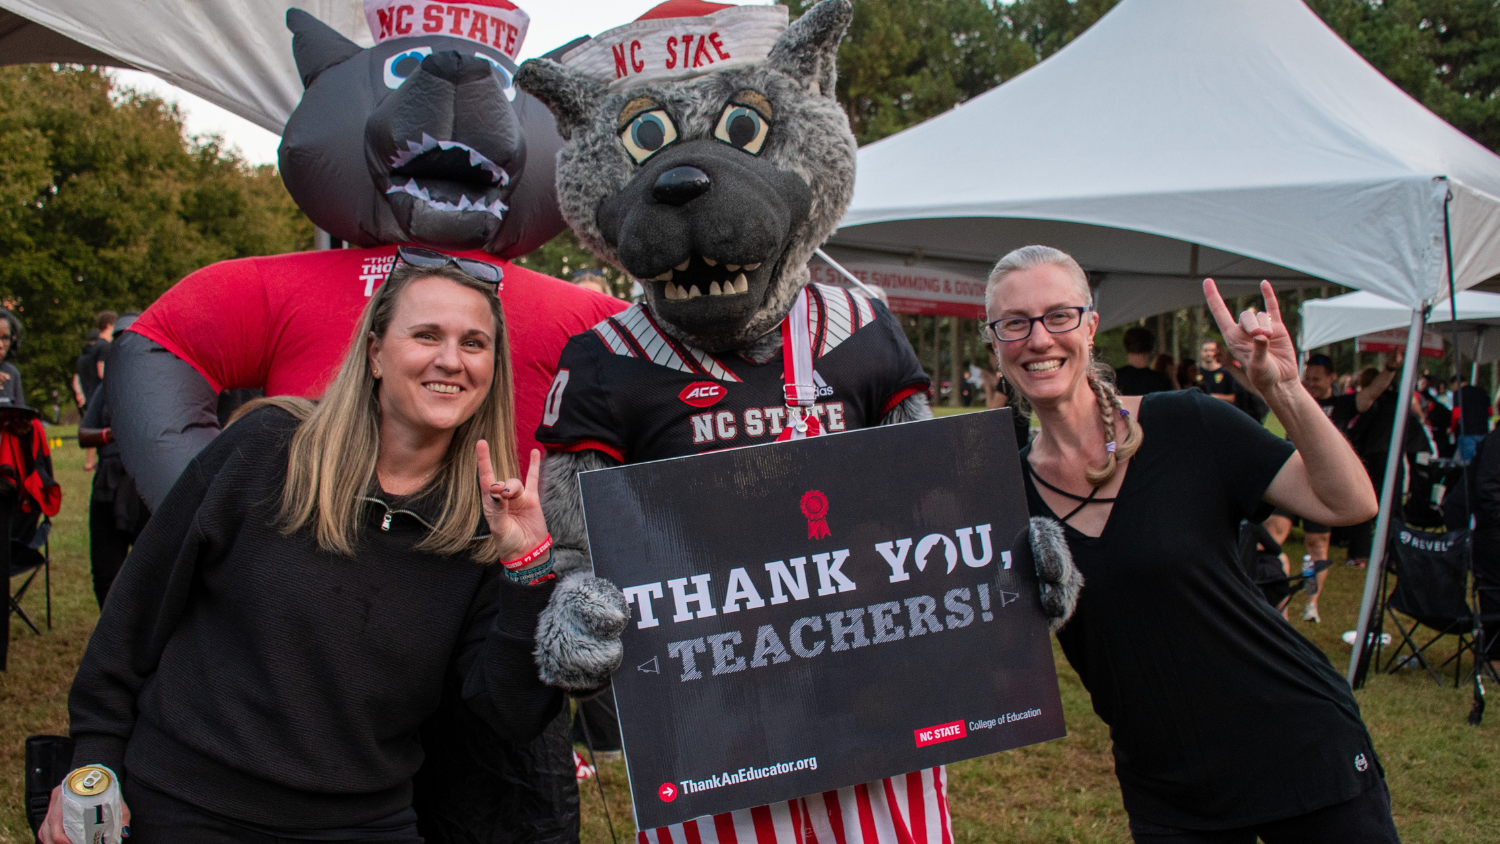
xmin=580 ymin=409 xmax=1065 ymax=829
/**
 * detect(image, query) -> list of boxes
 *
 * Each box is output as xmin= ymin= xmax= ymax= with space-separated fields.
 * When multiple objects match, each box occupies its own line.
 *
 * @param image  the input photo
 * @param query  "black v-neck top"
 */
xmin=1022 ymin=390 xmax=1382 ymax=830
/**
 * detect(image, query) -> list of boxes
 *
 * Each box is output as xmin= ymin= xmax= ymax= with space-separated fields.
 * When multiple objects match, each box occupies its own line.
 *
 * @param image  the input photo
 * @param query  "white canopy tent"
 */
xmin=831 ymin=0 xmax=1500 ymax=684
xmin=0 ymin=1 xmax=371 ymax=133
xmin=831 ymin=0 xmax=1500 ymax=318
xmin=1302 ymin=290 xmax=1500 ymax=367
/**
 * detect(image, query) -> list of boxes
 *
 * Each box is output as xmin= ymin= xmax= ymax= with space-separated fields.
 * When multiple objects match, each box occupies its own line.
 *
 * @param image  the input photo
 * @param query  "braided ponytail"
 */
xmin=1084 ymin=360 xmax=1143 ymax=487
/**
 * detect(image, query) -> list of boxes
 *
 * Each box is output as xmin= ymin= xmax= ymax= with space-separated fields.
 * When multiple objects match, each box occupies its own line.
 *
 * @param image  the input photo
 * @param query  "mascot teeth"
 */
xmin=675 ymin=259 xmax=691 ymax=272
xmin=703 ymin=257 xmax=717 ymax=266
xmin=709 ymin=281 xmax=724 ymax=296
xmin=653 ymin=270 xmax=673 ymax=281
xmin=385 ymin=179 xmax=509 ymax=219
xmin=734 ymin=273 xmax=749 ymax=293
xmin=389 ymin=133 xmax=511 ymax=186
xmin=687 ymin=285 xmax=703 ymax=299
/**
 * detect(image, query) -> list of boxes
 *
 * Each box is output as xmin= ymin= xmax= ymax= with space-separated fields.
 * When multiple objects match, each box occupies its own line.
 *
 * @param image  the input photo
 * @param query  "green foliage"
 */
xmin=1309 ymin=1 xmax=1500 ymax=152
xmin=0 ymin=65 xmax=311 ymax=414
xmin=514 ymin=228 xmax=632 ymax=298
xmin=786 ymin=0 xmax=1119 ymax=145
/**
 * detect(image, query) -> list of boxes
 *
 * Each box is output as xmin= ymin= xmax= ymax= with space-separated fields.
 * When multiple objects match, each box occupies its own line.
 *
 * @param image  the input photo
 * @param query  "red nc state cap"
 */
xmin=560 ymin=0 xmax=788 ymax=90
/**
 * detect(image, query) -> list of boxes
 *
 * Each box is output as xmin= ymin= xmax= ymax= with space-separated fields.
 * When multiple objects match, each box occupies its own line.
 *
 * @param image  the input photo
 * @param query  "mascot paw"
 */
xmin=1029 ymin=516 xmax=1083 ymax=634
xmin=535 ymin=573 xmax=629 ymax=692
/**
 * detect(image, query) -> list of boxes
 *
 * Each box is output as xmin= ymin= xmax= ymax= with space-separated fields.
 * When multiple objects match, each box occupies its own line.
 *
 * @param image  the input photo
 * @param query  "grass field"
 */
xmin=2 ymin=422 xmax=1497 ymax=842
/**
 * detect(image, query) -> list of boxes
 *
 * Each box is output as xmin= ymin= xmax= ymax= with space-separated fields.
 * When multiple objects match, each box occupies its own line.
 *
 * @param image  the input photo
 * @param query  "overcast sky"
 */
xmin=112 ymin=0 xmax=765 ymax=166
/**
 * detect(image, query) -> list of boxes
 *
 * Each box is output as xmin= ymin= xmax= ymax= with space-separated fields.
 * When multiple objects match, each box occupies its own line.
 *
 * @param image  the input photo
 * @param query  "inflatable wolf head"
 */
xmin=281 ymin=2 xmax=565 ymax=255
xmin=516 ymin=0 xmax=855 ymax=352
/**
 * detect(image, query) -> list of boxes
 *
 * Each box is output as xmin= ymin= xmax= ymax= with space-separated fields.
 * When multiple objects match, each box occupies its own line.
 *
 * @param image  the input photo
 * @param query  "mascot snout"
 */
xmin=597 ymin=139 xmax=812 ymax=338
xmin=366 ymin=51 xmax=525 ymax=249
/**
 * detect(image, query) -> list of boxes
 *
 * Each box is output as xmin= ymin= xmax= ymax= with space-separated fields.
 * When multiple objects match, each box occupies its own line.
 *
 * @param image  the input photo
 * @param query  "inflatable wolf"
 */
xmin=518 ymin=1 xmax=1080 ymax=840
xmin=106 ymin=3 xmax=626 ymax=842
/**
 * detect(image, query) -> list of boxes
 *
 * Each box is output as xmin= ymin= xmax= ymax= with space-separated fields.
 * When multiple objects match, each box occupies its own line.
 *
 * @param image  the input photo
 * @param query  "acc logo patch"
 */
xmin=679 ymin=381 xmax=725 ymax=408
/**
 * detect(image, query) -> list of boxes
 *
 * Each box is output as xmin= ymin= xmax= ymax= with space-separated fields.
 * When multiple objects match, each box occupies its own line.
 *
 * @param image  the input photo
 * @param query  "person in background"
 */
xmin=1466 ymin=422 xmax=1500 ymax=678
xmin=571 ymin=268 xmax=612 ymax=298
xmin=1178 ymin=358 xmax=1198 ymax=391
xmin=1451 ymin=377 xmax=1493 ymax=462
xmin=1194 ymin=339 xmax=1239 ymax=401
xmin=1151 ymin=353 xmax=1179 ymax=390
xmin=1345 ymin=354 xmax=1424 ymax=568
xmin=980 ymin=341 xmax=1033 ymax=447
xmin=1113 ymin=327 xmax=1175 ymax=395
xmin=73 ymin=311 xmax=116 ymax=472
xmin=0 ymin=308 xmax=24 ymax=407
xmin=77 ymin=313 xmax=150 ymax=607
xmin=1262 ymin=354 xmax=1357 ymax=622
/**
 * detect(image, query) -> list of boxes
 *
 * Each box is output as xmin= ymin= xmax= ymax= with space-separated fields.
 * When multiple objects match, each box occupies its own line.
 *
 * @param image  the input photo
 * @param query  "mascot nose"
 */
xmin=419 ymin=51 xmax=497 ymax=85
xmin=652 ymin=166 xmax=711 ymax=206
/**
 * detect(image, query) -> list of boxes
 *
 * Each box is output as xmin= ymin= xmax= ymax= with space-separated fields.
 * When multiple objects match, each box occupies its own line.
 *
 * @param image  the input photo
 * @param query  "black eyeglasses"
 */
xmin=393 ymin=246 xmax=504 ymax=286
xmin=987 ymin=306 xmax=1090 ymax=342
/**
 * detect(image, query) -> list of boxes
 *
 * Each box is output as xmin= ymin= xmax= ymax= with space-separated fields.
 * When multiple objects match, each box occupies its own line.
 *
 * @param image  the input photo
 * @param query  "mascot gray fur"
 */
xmin=520 ymin=0 xmax=1078 ymax=715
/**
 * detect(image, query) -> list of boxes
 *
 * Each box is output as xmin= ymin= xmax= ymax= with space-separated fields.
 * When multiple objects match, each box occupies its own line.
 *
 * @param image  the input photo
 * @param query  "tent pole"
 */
xmin=1348 ymin=305 xmax=1428 ymax=686
xmin=812 ymin=248 xmax=883 ymax=299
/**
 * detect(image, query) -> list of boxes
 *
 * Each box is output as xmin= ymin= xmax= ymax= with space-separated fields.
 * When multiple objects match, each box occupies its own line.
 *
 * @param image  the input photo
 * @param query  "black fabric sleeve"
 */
xmin=1187 ymin=390 xmax=1296 ymax=520
xmin=453 ymin=567 xmax=563 ymax=743
xmin=534 ymin=333 xmax=625 ymax=459
xmin=67 ymin=408 xmax=292 ymax=773
xmin=869 ymin=299 xmax=930 ymax=411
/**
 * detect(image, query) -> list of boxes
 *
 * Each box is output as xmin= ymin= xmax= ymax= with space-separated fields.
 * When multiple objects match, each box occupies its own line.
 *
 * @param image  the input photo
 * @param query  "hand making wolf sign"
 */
xmin=1204 ymin=278 xmax=1301 ymax=395
xmin=477 ymin=443 xmax=549 ymax=561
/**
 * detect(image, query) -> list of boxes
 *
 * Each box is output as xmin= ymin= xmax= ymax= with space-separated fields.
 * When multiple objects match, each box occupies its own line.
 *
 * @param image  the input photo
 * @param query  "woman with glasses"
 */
xmin=986 ymin=245 xmax=1398 ymax=843
xmin=44 ymin=255 xmax=592 ymax=843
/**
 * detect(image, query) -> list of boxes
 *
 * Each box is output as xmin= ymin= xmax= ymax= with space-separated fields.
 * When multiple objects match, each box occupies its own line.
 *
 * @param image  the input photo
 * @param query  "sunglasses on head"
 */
xmin=393 ymin=246 xmax=504 ymax=287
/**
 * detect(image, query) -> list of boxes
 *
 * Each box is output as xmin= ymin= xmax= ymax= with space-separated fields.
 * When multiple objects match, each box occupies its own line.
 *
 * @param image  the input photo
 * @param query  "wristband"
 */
xmin=502 ymin=534 xmax=552 ymax=571
xmin=503 ymin=553 xmax=555 ymax=584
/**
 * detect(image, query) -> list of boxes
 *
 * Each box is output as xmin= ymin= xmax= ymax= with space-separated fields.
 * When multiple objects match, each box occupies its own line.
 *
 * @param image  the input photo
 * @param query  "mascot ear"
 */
xmin=287 ymin=8 xmax=363 ymax=89
xmin=515 ymin=58 xmax=607 ymax=141
xmin=766 ymin=0 xmax=852 ymax=99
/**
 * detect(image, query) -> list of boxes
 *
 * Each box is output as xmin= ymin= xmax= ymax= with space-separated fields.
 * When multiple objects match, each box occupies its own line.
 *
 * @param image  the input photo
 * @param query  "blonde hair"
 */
xmin=233 ymin=263 xmax=518 ymax=561
xmin=986 ymin=245 xmax=1142 ymax=486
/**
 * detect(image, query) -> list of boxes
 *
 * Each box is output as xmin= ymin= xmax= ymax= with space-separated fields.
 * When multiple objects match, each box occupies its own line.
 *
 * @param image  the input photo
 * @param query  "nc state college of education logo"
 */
xmin=801 ymin=490 xmax=831 ymax=539
xmin=658 ymin=782 xmax=678 ymax=802
xmin=679 ymin=381 xmax=725 ymax=408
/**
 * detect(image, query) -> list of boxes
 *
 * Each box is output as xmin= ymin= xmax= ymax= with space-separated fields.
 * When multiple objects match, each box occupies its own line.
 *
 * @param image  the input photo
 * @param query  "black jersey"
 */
xmin=536 ymin=284 xmax=930 ymax=463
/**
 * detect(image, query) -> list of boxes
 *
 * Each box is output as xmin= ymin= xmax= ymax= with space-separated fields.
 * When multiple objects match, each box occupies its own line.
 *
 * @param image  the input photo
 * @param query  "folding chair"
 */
xmin=1238 ymin=520 xmax=1330 ymax=609
xmin=9 ymin=516 xmax=50 ymax=635
xmin=1381 ymin=523 xmax=1475 ymax=686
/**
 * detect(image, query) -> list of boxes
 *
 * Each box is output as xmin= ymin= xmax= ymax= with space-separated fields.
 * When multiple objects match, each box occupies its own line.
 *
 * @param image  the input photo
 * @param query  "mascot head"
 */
xmin=280 ymin=1 xmax=567 ymax=256
xmin=517 ymin=0 xmax=855 ymax=352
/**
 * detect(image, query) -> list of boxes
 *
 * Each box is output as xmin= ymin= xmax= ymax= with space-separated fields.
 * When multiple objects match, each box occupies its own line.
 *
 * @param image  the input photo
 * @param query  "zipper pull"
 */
xmin=382 ymin=512 xmax=393 ymax=531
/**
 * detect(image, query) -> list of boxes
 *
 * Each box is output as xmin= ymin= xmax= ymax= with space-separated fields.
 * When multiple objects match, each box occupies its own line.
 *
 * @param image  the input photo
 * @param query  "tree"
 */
xmin=0 ymin=65 xmax=311 ymax=413
xmin=1310 ymin=0 xmax=1500 ymax=153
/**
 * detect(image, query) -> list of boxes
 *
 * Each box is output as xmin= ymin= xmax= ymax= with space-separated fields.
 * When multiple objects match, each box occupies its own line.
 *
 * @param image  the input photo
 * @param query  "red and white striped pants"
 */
xmin=636 ymin=767 xmax=951 ymax=844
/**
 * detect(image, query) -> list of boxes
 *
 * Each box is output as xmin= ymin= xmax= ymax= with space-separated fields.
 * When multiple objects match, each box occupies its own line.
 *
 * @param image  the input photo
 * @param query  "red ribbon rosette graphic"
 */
xmin=801 ymin=490 xmax=831 ymax=539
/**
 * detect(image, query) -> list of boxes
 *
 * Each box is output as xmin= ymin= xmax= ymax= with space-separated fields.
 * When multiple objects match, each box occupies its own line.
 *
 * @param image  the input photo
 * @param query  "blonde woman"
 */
xmin=986 ymin=246 xmax=1397 ymax=843
xmin=46 ymin=255 xmax=619 ymax=842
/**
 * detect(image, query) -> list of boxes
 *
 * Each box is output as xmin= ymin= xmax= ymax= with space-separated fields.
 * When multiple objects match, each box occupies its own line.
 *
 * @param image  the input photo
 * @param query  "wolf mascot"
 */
xmin=106 ymin=3 xmax=626 ymax=842
xmin=518 ymin=1 xmax=1081 ymax=840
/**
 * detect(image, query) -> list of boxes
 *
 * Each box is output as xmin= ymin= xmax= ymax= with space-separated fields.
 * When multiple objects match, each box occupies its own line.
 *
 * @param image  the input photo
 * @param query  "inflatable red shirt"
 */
xmin=130 ymin=245 xmax=625 ymax=463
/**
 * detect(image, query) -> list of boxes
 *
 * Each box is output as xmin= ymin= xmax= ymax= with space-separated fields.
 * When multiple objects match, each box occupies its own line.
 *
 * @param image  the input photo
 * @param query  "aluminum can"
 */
xmin=61 ymin=765 xmax=124 ymax=844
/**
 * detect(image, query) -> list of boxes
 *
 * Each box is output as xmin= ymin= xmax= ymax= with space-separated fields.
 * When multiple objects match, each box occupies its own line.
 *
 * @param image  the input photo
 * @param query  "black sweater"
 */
xmin=68 ymin=407 xmax=560 ymax=828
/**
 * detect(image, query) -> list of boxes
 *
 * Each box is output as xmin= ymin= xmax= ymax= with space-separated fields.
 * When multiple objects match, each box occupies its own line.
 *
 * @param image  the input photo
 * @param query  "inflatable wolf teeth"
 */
xmin=518 ymin=1 xmax=1079 ymax=840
